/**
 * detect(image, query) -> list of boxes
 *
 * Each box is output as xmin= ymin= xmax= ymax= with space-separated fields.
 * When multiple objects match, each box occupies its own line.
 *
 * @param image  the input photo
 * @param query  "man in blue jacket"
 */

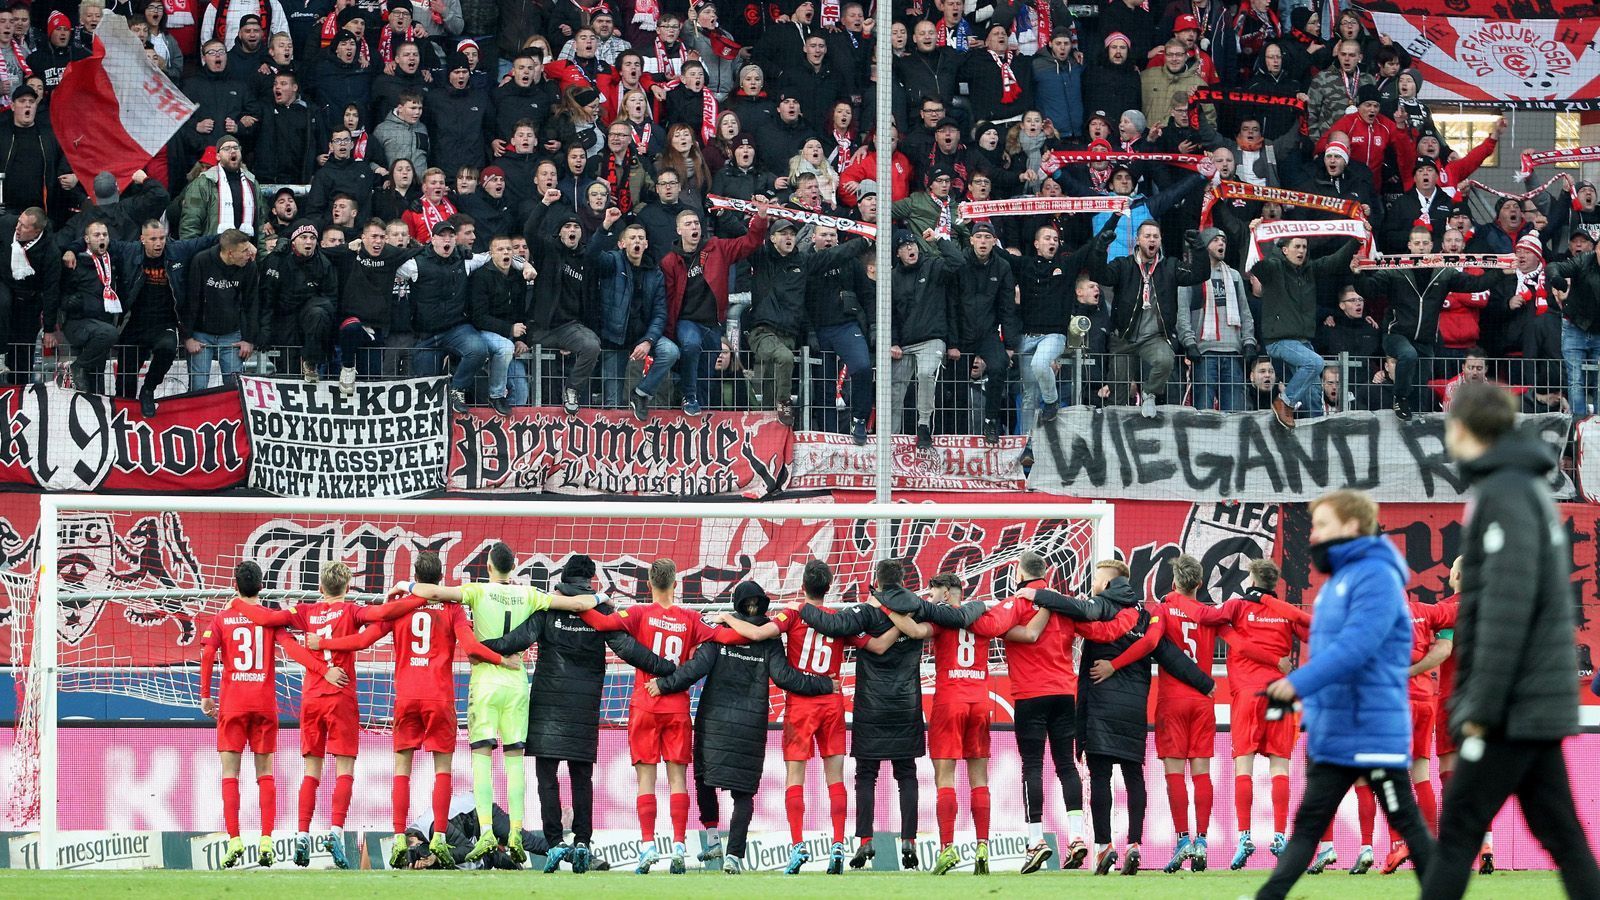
xmin=590 ymin=206 xmax=679 ymax=420
xmin=1255 ymin=489 xmax=1435 ymax=900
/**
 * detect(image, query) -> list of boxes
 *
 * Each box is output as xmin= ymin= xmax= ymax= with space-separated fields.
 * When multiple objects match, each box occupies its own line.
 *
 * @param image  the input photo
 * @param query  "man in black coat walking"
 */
xmin=1421 ymin=383 xmax=1600 ymax=899
xmin=479 ymin=554 xmax=674 ymax=875
xmin=651 ymin=581 xmax=834 ymax=875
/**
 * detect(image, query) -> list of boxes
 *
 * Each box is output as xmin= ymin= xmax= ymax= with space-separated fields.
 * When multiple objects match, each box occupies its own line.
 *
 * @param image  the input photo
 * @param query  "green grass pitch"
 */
xmin=0 ymin=869 xmax=1563 ymax=899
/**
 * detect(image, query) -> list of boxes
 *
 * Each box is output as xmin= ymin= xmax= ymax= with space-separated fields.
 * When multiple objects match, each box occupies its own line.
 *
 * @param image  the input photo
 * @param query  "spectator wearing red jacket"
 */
xmin=1316 ymin=83 xmax=1413 ymax=196
xmin=1403 ymin=119 xmax=1504 ymax=198
xmin=661 ymin=207 xmax=771 ymax=415
xmin=839 ymin=148 xmax=914 ymax=208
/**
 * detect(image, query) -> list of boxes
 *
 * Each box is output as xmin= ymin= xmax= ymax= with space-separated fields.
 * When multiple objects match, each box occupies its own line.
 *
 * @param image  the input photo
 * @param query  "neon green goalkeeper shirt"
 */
xmin=461 ymin=582 xmax=553 ymax=687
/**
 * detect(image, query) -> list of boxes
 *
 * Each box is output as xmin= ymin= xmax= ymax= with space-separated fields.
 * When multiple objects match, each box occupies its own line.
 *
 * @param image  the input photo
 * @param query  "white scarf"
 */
xmin=213 ymin=166 xmax=256 ymax=235
xmin=1200 ymin=264 xmax=1242 ymax=341
xmin=10 ymin=230 xmax=37 ymax=280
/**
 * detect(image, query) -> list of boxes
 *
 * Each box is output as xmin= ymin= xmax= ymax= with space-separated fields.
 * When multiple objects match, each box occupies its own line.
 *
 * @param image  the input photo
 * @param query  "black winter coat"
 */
xmin=480 ymin=581 xmax=674 ymax=762
xmin=260 ymin=247 xmax=338 ymax=344
xmin=1547 ymin=251 xmax=1600 ymax=333
xmin=1357 ymin=266 xmax=1508 ymax=344
xmin=1451 ymin=436 xmax=1581 ymax=741
xmin=1015 ymin=223 xmax=1116 ymax=335
xmin=895 ymin=47 xmax=961 ymax=108
xmin=254 ymin=100 xmax=322 ymax=184
xmin=943 ymin=241 xmax=1019 ymax=351
xmin=800 ymin=588 xmax=981 ymax=760
xmin=1081 ymin=51 xmax=1143 ymax=122
xmin=1091 ymin=237 xmax=1209 ymax=343
xmin=1075 ymin=577 xmax=1214 ymax=762
xmin=657 ymin=612 xmax=833 ymax=794
xmin=890 ymin=254 xmax=957 ymax=347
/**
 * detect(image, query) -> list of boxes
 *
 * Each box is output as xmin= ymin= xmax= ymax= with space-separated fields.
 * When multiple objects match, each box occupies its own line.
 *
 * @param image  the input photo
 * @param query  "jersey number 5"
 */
xmin=1181 ymin=620 xmax=1199 ymax=663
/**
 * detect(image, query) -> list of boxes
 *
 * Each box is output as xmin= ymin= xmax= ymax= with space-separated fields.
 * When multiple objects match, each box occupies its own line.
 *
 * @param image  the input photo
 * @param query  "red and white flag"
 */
xmin=50 ymin=21 xmax=195 ymax=190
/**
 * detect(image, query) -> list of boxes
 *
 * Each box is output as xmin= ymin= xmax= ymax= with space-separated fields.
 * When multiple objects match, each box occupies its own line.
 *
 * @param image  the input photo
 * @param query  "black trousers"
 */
xmin=1015 ymin=694 xmax=1081 ymax=823
xmin=115 ymin=325 xmax=178 ymax=398
xmin=534 ymin=757 xmax=594 ymax=846
xmin=1420 ymin=738 xmax=1600 ymax=899
xmin=1257 ymin=761 xmax=1434 ymax=900
xmin=694 ymin=777 xmax=756 ymax=858
xmin=1088 ymin=753 xmax=1146 ymax=844
xmin=855 ymin=757 xmax=917 ymax=840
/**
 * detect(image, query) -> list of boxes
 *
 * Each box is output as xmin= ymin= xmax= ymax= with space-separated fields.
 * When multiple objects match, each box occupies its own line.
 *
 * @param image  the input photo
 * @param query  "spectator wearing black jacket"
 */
xmin=0 ymin=87 xmax=66 ymax=219
xmin=942 ymin=225 xmax=1017 ymax=443
xmin=310 ymin=31 xmax=373 ymax=126
xmin=888 ymin=230 xmax=956 ymax=448
xmin=183 ymin=228 xmax=259 ymax=391
xmin=523 ymin=193 xmax=601 ymax=413
xmin=261 ymin=219 xmax=339 ymax=385
xmin=653 ymin=581 xmax=834 ymax=875
xmin=1081 ymin=35 xmax=1143 ymax=125
xmin=960 ymin=25 xmax=1031 ymax=125
xmin=26 ymin=12 xmax=85 ymax=92
xmin=480 ymin=555 xmax=673 ymax=872
xmin=253 ymin=72 xmax=322 ymax=185
xmin=751 ymin=94 xmax=816 ymax=178
xmin=797 ymin=559 xmax=982 ymax=871
xmin=777 ymin=33 xmax=846 ymax=128
xmin=1383 ymin=159 xmax=1455 ymax=254
xmin=1076 ymin=561 xmax=1214 ymax=875
xmin=0 ymin=208 xmax=62 ymax=380
xmin=429 ymin=54 xmax=492 ymax=178
xmin=1314 ymin=284 xmax=1381 ymax=361
xmin=1549 ymin=241 xmax=1600 ymax=416
xmin=180 ymin=39 xmax=259 ymax=181
xmin=895 ymin=21 xmax=960 ymax=114
xmin=1090 ymin=219 xmax=1207 ymax=417
xmin=61 ymin=220 xmax=121 ymax=396
xmin=494 ymin=51 xmax=558 ymax=150
xmin=1015 ymin=220 xmax=1115 ymax=431
xmin=465 ymin=234 xmax=534 ymax=415
xmin=1425 ymin=384 xmax=1600 ymax=900
xmin=324 ymin=219 xmax=422 ymax=384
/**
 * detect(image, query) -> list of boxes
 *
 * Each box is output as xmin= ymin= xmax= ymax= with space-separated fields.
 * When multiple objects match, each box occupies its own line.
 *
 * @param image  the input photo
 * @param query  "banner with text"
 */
xmin=449 ymin=408 xmax=793 ymax=497
xmin=1370 ymin=13 xmax=1600 ymax=110
xmin=789 ymin=432 xmax=1028 ymax=491
xmin=241 ymin=376 xmax=449 ymax=498
xmin=1027 ymin=407 xmax=1574 ymax=502
xmin=0 ymin=384 xmax=247 ymax=492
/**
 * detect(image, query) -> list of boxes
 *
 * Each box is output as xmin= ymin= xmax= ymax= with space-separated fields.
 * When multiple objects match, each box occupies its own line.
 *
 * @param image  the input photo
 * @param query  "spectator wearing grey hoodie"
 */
xmin=1176 ymin=227 xmax=1256 ymax=411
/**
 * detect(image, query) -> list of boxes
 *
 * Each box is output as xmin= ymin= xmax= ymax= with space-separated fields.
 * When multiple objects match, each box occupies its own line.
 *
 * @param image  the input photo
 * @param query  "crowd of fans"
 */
xmin=0 ymin=0 xmax=1596 ymax=440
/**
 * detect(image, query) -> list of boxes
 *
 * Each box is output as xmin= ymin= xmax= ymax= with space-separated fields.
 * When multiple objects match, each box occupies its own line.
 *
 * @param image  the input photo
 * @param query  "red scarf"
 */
xmin=380 ymin=24 xmax=421 ymax=65
xmin=654 ymin=38 xmax=685 ymax=78
xmin=418 ymin=196 xmax=455 ymax=233
xmin=697 ymin=88 xmax=718 ymax=144
xmin=572 ymin=0 xmax=609 ymax=15
xmin=630 ymin=120 xmax=653 ymax=155
xmin=603 ymin=151 xmax=635 ymax=214
xmin=1035 ymin=0 xmax=1052 ymax=49
xmin=352 ymin=130 xmax=368 ymax=159
xmin=1520 ymin=266 xmax=1551 ymax=315
xmin=831 ymin=129 xmax=853 ymax=173
xmin=213 ymin=0 xmax=268 ymax=42
xmin=990 ymin=49 xmax=1020 ymax=104
xmin=92 ymin=253 xmax=122 ymax=313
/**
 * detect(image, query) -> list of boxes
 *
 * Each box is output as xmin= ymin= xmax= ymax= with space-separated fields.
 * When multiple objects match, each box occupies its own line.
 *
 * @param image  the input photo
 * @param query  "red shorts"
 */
xmin=301 ymin=693 xmax=361 ymax=759
xmin=630 ymin=710 xmax=692 ymax=765
xmin=1230 ymin=694 xmax=1299 ymax=759
xmin=928 ymin=699 xmax=991 ymax=760
xmin=1411 ymin=697 xmax=1438 ymax=761
xmin=393 ymin=699 xmax=457 ymax=754
xmin=1156 ymin=697 xmax=1216 ymax=760
xmin=783 ymin=698 xmax=846 ymax=761
xmin=1435 ymin=694 xmax=1458 ymax=756
xmin=217 ymin=710 xmax=278 ymax=753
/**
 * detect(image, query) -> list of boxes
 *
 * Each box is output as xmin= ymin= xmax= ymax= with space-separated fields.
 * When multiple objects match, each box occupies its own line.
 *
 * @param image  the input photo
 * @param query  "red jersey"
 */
xmin=1223 ymin=592 xmax=1310 ymax=694
xmin=201 ymin=599 xmax=318 ymax=715
xmin=321 ymin=601 xmax=501 ymax=706
xmin=927 ymin=605 xmax=1015 ymax=703
xmin=582 ymin=602 xmax=741 ymax=715
xmin=1407 ymin=599 xmax=1458 ymax=700
xmin=1156 ymin=592 xmax=1240 ymax=704
xmin=992 ymin=584 xmax=1142 ymax=700
xmin=239 ymin=596 xmax=425 ymax=700
xmin=772 ymin=604 xmax=859 ymax=708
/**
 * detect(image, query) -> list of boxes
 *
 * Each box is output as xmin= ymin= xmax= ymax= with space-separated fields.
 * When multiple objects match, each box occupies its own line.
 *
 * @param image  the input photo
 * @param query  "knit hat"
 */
xmin=457 ymin=38 xmax=480 ymax=54
xmin=480 ymin=165 xmax=506 ymax=180
xmin=1356 ymin=83 xmax=1382 ymax=106
xmin=1103 ymin=31 xmax=1130 ymax=48
xmin=1198 ymin=226 xmax=1225 ymax=249
xmin=386 ymin=0 xmax=410 ymax=14
xmin=215 ymin=133 xmax=242 ymax=152
xmin=1122 ymin=109 xmax=1147 ymax=132
xmin=893 ymin=228 xmax=917 ymax=249
xmin=972 ymin=121 xmax=1001 ymax=145
xmin=1324 ymin=138 xmax=1350 ymax=162
xmin=1087 ymin=138 xmax=1114 ymax=153
xmin=856 ymin=179 xmax=879 ymax=199
xmin=1516 ymin=232 xmax=1543 ymax=257
xmin=1399 ymin=68 xmax=1424 ymax=91
xmin=446 ymin=51 xmax=471 ymax=72
xmin=332 ymin=29 xmax=360 ymax=51
xmin=47 ymin=11 xmax=69 ymax=32
xmin=289 ymin=219 xmax=320 ymax=243
xmin=336 ymin=7 xmax=363 ymax=26
xmin=573 ymin=88 xmax=601 ymax=108
xmin=731 ymin=134 xmax=756 ymax=150
xmin=560 ymin=553 xmax=596 ymax=583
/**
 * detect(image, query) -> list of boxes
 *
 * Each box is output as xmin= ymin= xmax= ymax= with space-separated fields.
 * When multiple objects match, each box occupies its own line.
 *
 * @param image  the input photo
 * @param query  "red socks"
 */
xmin=1193 ymin=774 xmax=1213 ymax=836
xmin=786 ymin=785 xmax=805 ymax=844
xmin=222 ymin=777 xmax=241 ymax=838
xmin=669 ymin=792 xmax=690 ymax=843
xmin=1355 ymin=783 xmax=1376 ymax=844
xmin=1165 ymin=772 xmax=1189 ymax=835
xmin=298 ymin=776 xmax=319 ymax=832
xmin=828 ymin=781 xmax=847 ymax=844
xmin=1234 ymin=774 xmax=1253 ymax=832
xmin=332 ymin=774 xmax=353 ymax=829
xmin=1271 ymin=775 xmax=1290 ymax=833
xmin=257 ymin=775 xmax=277 ymax=836
xmin=1416 ymin=780 xmax=1438 ymax=834
xmin=431 ymin=772 xmax=450 ymax=835
xmin=971 ymin=786 xmax=991 ymax=842
xmin=392 ymin=775 xmax=410 ymax=835
xmin=637 ymin=794 xmax=658 ymax=842
xmin=936 ymin=787 xmax=956 ymax=847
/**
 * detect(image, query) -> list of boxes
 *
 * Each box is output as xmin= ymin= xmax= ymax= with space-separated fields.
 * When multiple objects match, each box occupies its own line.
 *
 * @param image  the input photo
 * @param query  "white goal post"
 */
xmin=27 ymin=495 xmax=1116 ymax=869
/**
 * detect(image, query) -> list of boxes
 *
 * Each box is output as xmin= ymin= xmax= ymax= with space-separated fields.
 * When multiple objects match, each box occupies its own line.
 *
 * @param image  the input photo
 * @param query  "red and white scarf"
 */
xmin=417 ymin=196 xmax=454 ymax=234
xmin=1355 ymin=253 xmax=1513 ymax=270
xmin=1519 ymin=265 xmax=1551 ymax=315
xmin=1042 ymin=150 xmax=1216 ymax=177
xmin=958 ymin=196 xmax=1130 ymax=218
xmin=1199 ymin=181 xmax=1363 ymax=228
xmin=1461 ymin=174 xmax=1568 ymax=203
xmin=830 ymin=130 xmax=853 ymax=173
xmin=379 ymin=24 xmax=421 ymax=65
xmin=991 ymin=49 xmax=1021 ymax=104
xmin=654 ymin=38 xmax=686 ymax=78
xmin=1187 ymin=88 xmax=1308 ymax=136
xmin=932 ymin=195 xmax=953 ymax=239
xmin=629 ymin=120 xmax=653 ymax=154
xmin=697 ymin=87 xmax=718 ymax=144
xmin=91 ymin=253 xmax=122 ymax=314
xmin=1034 ymin=0 xmax=1052 ymax=49
xmin=214 ymin=168 xmax=257 ymax=234
xmin=633 ymin=0 xmax=658 ymax=29
xmin=707 ymin=193 xmax=878 ymax=239
xmin=1244 ymin=217 xmax=1371 ymax=270
xmin=1516 ymin=145 xmax=1600 ymax=182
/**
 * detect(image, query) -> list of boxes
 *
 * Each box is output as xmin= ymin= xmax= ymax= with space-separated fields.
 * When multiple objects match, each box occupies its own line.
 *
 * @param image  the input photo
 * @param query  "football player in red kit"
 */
xmin=1433 ymin=558 xmax=1494 ymax=875
xmin=1378 ymin=583 xmax=1459 ymax=873
xmin=200 ymin=561 xmax=335 ymax=868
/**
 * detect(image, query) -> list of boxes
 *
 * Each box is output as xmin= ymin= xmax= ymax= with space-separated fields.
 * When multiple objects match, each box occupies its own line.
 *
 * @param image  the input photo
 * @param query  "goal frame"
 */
xmin=30 ymin=495 xmax=1115 ymax=869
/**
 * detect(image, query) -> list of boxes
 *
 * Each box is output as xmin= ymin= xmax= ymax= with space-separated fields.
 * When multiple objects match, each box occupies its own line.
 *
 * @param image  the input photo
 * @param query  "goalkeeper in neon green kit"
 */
xmin=398 ymin=542 xmax=600 ymax=863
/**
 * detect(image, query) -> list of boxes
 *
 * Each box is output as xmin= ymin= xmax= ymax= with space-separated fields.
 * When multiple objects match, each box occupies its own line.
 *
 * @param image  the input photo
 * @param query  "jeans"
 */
xmin=1382 ymin=332 xmax=1435 ymax=412
xmin=1196 ymin=353 xmax=1245 ymax=412
xmin=814 ymin=321 xmax=874 ymax=423
xmin=1266 ymin=338 xmax=1325 ymax=416
xmin=478 ymin=330 xmax=516 ymax=400
xmin=1561 ymin=319 xmax=1600 ymax=417
xmin=1018 ymin=332 xmax=1067 ymax=434
xmin=413 ymin=323 xmax=490 ymax=392
xmin=189 ymin=329 xmax=243 ymax=391
xmin=674 ymin=319 xmax=722 ymax=407
xmin=601 ymin=338 xmax=680 ymax=405
xmin=890 ymin=338 xmax=945 ymax=433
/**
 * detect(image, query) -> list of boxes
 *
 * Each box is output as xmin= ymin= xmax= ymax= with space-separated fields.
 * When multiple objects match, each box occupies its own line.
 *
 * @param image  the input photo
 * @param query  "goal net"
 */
xmin=6 ymin=496 xmax=1112 ymax=860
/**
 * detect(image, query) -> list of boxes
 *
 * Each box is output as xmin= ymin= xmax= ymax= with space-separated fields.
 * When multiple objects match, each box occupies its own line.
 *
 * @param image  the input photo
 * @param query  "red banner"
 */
xmin=0 ymin=384 xmax=248 ymax=493
xmin=789 ymin=432 xmax=1027 ymax=492
xmin=449 ymin=407 xmax=794 ymax=497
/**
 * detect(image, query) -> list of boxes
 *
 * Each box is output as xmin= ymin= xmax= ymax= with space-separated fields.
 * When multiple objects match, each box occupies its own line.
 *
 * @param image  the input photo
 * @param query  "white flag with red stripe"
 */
xmin=50 ymin=21 xmax=195 ymax=189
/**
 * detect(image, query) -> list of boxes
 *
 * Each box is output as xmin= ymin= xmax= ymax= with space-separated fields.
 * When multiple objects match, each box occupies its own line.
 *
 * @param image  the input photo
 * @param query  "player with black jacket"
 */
xmin=797 ymin=559 xmax=983 ymax=871
xmin=479 ymin=555 xmax=674 ymax=875
xmin=651 ymin=581 xmax=836 ymax=874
